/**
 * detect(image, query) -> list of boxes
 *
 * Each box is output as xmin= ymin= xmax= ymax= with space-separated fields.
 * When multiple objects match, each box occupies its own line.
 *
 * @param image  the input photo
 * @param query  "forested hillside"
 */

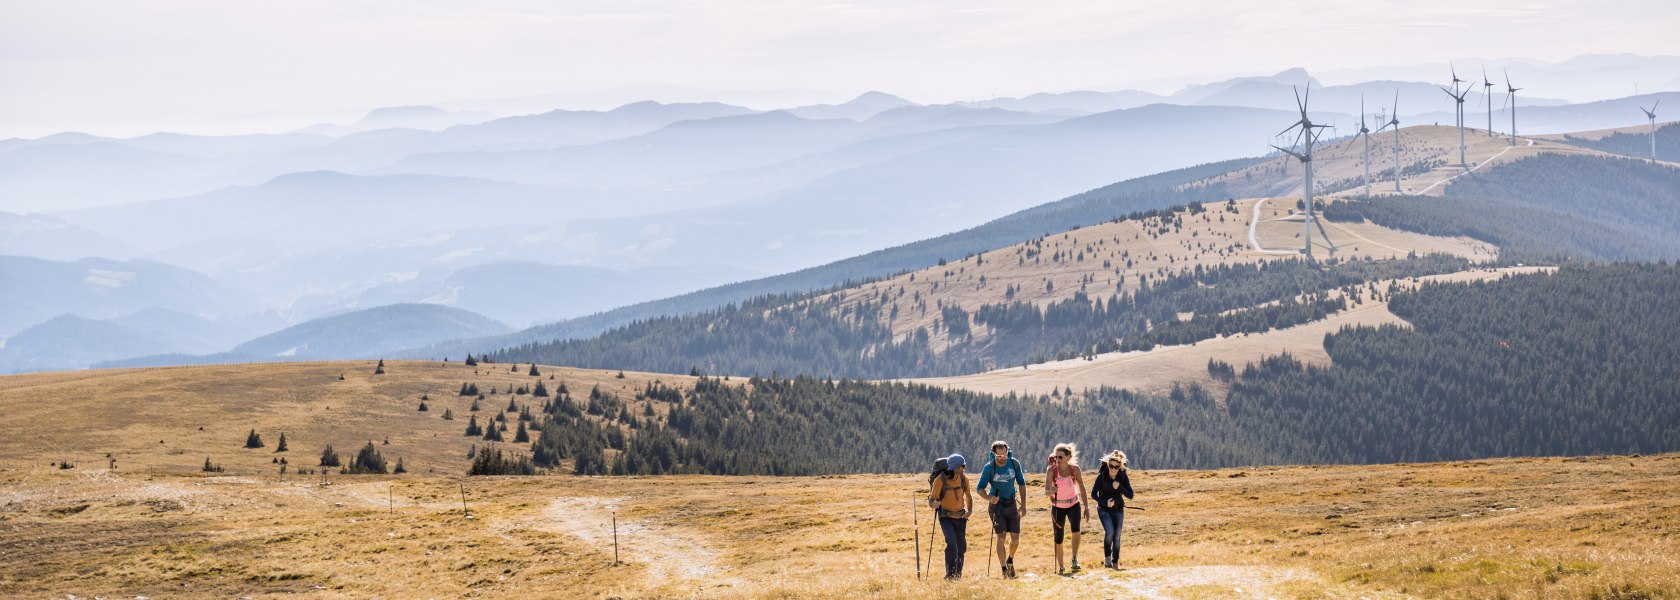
xmin=488 ymin=253 xmax=1474 ymax=378
xmin=504 ymin=263 xmax=1680 ymax=475
xmin=1223 ymin=263 xmax=1680 ymax=463
xmin=1325 ymin=154 xmax=1680 ymax=262
xmin=1558 ymin=123 xmax=1678 ymax=159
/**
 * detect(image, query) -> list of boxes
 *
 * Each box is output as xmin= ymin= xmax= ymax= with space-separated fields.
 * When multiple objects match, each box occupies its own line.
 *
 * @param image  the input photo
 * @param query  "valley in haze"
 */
xmin=2 ymin=2 xmax=1678 ymax=598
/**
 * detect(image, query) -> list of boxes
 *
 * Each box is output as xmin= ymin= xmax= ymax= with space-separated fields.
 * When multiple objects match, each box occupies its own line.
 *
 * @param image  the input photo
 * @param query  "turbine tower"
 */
xmin=1640 ymin=100 xmax=1660 ymax=160
xmin=1355 ymin=95 xmax=1373 ymax=196
xmin=1376 ymin=90 xmax=1402 ymax=193
xmin=1504 ymin=69 xmax=1521 ymax=146
xmin=1482 ymin=67 xmax=1496 ymax=137
xmin=1271 ymin=84 xmax=1337 ymax=261
xmin=1443 ymin=64 xmax=1471 ymax=169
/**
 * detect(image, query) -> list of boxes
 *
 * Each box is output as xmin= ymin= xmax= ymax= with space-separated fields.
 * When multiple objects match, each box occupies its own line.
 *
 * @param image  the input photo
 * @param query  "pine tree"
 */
xmin=506 ymin=398 xmax=519 ymax=413
xmin=483 ymin=421 xmax=503 ymax=442
xmin=465 ymin=354 xmax=478 ymax=367
xmin=533 ymin=381 xmax=549 ymax=397
xmin=465 ymin=415 xmax=483 ymax=436
xmin=275 ymin=432 xmax=288 ymax=453
xmin=245 ymin=429 xmax=264 ymax=449
xmin=349 ymin=441 xmax=387 ymax=474
xmin=470 ymin=398 xmax=480 ymax=412
xmin=442 ymin=408 xmax=455 ymax=421
xmin=529 ymin=364 xmax=541 ymax=377
xmin=393 ymin=457 xmax=407 ymax=475
xmin=374 ymin=359 xmax=386 ymax=375
xmin=514 ymin=420 xmax=530 ymax=443
xmin=319 ymin=445 xmax=341 ymax=467
xmin=202 ymin=457 xmax=222 ymax=472
xmin=418 ymin=399 xmax=429 ymax=412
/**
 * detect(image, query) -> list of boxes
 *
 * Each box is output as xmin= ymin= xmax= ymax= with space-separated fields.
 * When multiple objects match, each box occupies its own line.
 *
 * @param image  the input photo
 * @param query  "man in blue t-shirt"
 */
xmin=976 ymin=440 xmax=1027 ymax=578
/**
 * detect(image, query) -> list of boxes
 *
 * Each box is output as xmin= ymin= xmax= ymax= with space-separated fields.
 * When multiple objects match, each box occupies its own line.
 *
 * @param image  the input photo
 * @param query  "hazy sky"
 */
xmin=2 ymin=0 xmax=1675 ymax=138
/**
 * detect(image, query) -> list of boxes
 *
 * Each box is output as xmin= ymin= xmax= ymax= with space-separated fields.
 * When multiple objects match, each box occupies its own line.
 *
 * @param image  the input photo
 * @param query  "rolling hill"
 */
xmin=209 ymin=303 xmax=512 ymax=362
xmin=0 ymin=255 xmax=258 ymax=338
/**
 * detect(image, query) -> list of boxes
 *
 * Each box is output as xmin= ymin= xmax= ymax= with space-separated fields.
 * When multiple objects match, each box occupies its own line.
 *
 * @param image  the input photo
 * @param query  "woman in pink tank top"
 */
xmin=1044 ymin=443 xmax=1089 ymax=574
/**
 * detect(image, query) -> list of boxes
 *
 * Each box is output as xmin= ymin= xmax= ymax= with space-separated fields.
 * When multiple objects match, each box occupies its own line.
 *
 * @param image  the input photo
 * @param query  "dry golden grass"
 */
xmin=4 ymin=447 xmax=1676 ymax=598
xmin=4 ymin=363 xmax=1676 ymax=598
xmin=819 ymin=195 xmax=1490 ymax=361
xmin=0 ymin=360 xmax=697 ymax=476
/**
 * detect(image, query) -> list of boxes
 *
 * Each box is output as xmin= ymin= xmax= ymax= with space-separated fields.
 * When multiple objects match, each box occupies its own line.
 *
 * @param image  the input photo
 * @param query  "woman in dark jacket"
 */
xmin=1090 ymin=450 xmax=1135 ymax=569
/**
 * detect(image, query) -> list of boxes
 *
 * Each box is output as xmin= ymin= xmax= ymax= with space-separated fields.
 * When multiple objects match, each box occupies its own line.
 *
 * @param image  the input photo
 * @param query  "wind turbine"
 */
xmin=1443 ymin=63 xmax=1471 ymax=169
xmin=1376 ymin=90 xmax=1402 ymax=193
xmin=1482 ymin=67 xmax=1496 ymax=137
xmin=1354 ymin=95 xmax=1373 ymax=196
xmin=1640 ymin=100 xmax=1660 ymax=160
xmin=1504 ymin=69 xmax=1521 ymax=146
xmin=1271 ymin=84 xmax=1337 ymax=261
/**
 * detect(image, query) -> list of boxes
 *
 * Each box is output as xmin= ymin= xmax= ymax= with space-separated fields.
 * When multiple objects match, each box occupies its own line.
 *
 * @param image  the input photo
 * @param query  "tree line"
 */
xmin=1326 ymin=154 xmax=1680 ymax=263
xmin=493 ymin=263 xmax=1678 ymax=475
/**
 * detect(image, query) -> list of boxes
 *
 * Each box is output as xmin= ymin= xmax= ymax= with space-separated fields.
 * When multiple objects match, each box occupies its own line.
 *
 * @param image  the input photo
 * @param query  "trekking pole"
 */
xmin=926 ymin=506 xmax=937 ymax=577
xmin=912 ymin=493 xmax=922 ymax=580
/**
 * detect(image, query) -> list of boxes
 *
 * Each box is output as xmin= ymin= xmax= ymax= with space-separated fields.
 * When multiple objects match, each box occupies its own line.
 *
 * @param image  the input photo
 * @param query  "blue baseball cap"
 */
xmin=947 ymin=454 xmax=966 ymax=470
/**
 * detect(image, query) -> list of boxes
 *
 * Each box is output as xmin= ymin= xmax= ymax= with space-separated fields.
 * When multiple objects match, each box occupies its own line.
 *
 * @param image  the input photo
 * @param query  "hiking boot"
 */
xmin=1070 ymin=560 xmax=1081 ymax=573
xmin=1006 ymin=556 xmax=1016 ymax=578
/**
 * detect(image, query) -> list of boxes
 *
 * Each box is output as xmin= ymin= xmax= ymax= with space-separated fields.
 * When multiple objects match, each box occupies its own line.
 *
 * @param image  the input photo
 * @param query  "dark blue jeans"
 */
xmin=1098 ymin=507 xmax=1124 ymax=564
xmin=938 ymin=515 xmax=967 ymax=578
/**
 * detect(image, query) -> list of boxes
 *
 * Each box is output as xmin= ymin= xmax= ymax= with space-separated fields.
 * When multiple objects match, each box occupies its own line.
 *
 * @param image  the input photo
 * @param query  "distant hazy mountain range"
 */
xmin=3 ymin=55 xmax=1677 ymax=373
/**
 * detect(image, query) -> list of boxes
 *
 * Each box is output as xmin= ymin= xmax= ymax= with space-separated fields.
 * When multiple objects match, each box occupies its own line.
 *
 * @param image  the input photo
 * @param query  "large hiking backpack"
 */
xmin=927 ymin=457 xmax=948 ymax=488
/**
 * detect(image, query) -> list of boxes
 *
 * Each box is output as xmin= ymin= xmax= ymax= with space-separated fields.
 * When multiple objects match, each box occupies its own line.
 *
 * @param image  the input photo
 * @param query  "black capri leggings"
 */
xmin=1052 ymin=503 xmax=1082 ymax=544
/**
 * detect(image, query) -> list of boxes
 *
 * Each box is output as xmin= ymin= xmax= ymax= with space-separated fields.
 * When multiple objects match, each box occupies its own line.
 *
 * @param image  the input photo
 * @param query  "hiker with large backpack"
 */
xmin=926 ymin=453 xmax=973 ymax=580
xmin=975 ymin=440 xmax=1026 ymax=579
xmin=1045 ymin=443 xmax=1089 ymax=575
xmin=1091 ymin=449 xmax=1135 ymax=569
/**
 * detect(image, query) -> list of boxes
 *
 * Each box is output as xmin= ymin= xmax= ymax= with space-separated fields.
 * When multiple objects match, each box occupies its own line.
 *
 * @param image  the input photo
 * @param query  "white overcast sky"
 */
xmin=1 ymin=0 xmax=1675 ymax=138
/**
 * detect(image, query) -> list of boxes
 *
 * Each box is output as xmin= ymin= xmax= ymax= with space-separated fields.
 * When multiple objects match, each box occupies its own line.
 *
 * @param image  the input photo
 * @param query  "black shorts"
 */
xmin=989 ymin=499 xmax=1021 ymax=534
xmin=1052 ymin=503 xmax=1082 ymax=544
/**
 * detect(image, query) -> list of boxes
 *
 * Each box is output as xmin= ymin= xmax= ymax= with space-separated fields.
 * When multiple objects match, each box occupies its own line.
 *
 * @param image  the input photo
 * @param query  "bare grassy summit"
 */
xmin=1 ymin=362 xmax=1677 ymax=598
